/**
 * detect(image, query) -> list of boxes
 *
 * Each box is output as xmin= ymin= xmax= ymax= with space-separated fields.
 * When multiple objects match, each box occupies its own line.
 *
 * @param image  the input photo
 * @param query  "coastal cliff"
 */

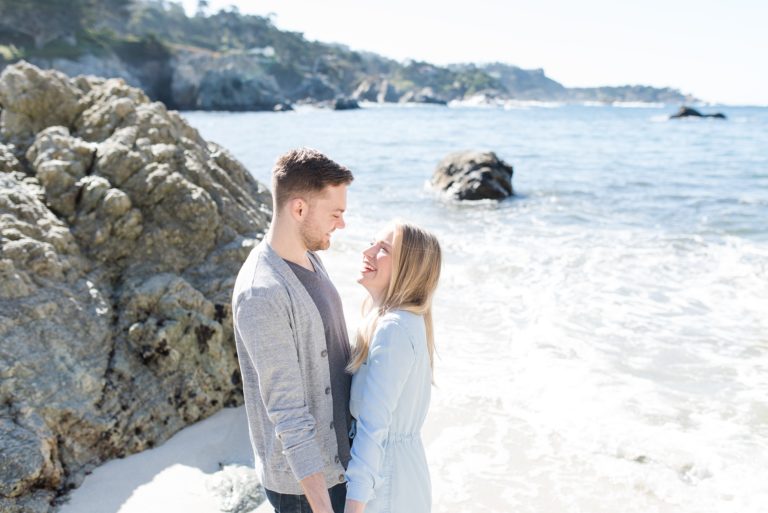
xmin=0 ymin=61 xmax=271 ymax=513
xmin=0 ymin=1 xmax=695 ymax=109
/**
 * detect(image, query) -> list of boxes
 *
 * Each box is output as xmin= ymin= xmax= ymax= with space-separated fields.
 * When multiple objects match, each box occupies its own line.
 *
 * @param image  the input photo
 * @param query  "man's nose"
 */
xmin=337 ymin=215 xmax=346 ymax=229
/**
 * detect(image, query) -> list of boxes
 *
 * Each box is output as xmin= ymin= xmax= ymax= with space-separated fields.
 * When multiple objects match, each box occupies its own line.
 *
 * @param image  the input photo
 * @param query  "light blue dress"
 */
xmin=345 ymin=310 xmax=432 ymax=513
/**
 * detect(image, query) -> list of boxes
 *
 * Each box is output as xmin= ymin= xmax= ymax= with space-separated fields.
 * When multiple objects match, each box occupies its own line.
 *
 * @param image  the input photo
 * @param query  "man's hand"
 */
xmin=344 ymin=499 xmax=365 ymax=513
xmin=300 ymin=472 xmax=334 ymax=513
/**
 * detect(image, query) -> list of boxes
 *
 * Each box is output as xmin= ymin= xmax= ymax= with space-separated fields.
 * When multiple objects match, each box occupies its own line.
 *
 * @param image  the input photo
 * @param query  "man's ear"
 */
xmin=289 ymin=197 xmax=306 ymax=221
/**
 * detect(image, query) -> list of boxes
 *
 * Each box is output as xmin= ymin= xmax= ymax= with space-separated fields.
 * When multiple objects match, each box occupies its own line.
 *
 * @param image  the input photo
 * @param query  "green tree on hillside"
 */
xmin=0 ymin=0 xmax=134 ymax=48
xmin=0 ymin=0 xmax=82 ymax=48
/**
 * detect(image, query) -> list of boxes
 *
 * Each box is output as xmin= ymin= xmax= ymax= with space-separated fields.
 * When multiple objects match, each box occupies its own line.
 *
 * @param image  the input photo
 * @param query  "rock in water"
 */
xmin=0 ymin=61 xmax=272 ymax=513
xmin=432 ymin=151 xmax=514 ymax=201
xmin=670 ymin=106 xmax=726 ymax=119
xmin=333 ymin=97 xmax=360 ymax=110
xmin=399 ymin=87 xmax=447 ymax=105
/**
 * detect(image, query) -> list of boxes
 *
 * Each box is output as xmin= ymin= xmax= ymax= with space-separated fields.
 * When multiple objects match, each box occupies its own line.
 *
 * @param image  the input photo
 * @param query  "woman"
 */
xmin=344 ymin=222 xmax=441 ymax=513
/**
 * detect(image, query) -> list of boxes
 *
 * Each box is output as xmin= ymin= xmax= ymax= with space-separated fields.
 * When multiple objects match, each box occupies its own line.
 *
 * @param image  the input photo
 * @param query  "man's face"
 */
xmin=299 ymin=184 xmax=348 ymax=251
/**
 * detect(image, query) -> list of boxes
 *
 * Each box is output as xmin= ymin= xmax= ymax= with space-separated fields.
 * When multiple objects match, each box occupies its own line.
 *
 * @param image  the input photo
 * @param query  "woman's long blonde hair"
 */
xmin=347 ymin=222 xmax=442 ymax=374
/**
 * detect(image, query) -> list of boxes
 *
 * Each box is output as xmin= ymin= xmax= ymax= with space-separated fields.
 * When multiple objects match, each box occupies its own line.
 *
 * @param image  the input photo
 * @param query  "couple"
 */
xmin=232 ymin=148 xmax=441 ymax=513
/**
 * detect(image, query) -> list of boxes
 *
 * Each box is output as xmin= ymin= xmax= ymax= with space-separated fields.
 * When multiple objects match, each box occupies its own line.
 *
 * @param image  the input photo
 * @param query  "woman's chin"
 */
xmin=357 ymin=279 xmax=376 ymax=297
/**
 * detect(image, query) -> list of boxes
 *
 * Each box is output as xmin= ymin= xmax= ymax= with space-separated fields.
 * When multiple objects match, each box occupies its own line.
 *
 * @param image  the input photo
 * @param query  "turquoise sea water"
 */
xmin=184 ymin=104 xmax=768 ymax=513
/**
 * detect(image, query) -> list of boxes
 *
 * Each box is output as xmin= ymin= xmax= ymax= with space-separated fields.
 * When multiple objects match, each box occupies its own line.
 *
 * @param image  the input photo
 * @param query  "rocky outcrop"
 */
xmin=399 ymin=87 xmax=448 ymax=106
xmin=27 ymin=38 xmax=175 ymax=109
xmin=432 ymin=151 xmax=514 ymax=201
xmin=352 ymin=78 xmax=399 ymax=103
xmin=670 ymin=106 xmax=726 ymax=120
xmin=287 ymin=75 xmax=340 ymax=103
xmin=0 ymin=47 xmax=695 ymax=112
xmin=0 ymin=2 xmax=696 ymax=111
xmin=0 ymin=61 xmax=272 ymax=512
xmin=28 ymin=55 xmax=143 ymax=95
xmin=172 ymin=49 xmax=287 ymax=111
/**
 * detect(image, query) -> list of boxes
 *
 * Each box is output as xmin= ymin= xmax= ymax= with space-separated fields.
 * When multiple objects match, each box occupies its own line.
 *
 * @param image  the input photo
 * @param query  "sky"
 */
xmin=178 ymin=0 xmax=768 ymax=105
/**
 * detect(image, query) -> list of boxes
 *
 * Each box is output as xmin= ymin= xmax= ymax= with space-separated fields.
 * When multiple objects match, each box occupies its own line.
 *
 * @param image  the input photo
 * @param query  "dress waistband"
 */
xmin=349 ymin=419 xmax=420 ymax=444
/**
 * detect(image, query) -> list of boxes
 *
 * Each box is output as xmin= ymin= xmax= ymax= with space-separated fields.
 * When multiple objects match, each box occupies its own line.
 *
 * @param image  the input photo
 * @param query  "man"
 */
xmin=232 ymin=148 xmax=354 ymax=513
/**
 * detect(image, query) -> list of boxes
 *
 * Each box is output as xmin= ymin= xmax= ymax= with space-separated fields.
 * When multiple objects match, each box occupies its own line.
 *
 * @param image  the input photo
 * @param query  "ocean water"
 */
xmin=183 ymin=104 xmax=768 ymax=513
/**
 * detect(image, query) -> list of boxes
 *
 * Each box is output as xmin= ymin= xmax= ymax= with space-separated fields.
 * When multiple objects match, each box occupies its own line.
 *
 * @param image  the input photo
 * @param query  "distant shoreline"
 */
xmin=0 ymin=3 xmax=695 ymax=112
xmin=171 ymin=101 xmax=762 ymax=116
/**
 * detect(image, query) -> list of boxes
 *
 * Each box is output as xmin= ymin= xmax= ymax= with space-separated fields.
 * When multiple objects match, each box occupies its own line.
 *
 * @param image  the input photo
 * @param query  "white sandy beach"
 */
xmin=56 ymin=406 xmax=269 ymax=513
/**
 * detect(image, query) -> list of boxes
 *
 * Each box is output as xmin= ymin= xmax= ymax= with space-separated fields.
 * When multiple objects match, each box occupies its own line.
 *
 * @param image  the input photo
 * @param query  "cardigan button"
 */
xmin=330 ymin=421 xmax=334 ymax=429
xmin=321 ymin=349 xmax=328 ymax=357
xmin=338 ymin=474 xmax=345 ymax=482
xmin=334 ymin=455 xmax=340 ymax=463
xmin=325 ymin=387 xmax=331 ymax=395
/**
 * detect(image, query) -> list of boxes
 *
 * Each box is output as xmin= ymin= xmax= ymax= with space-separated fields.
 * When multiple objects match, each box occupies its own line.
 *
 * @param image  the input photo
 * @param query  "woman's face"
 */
xmin=358 ymin=227 xmax=395 ymax=302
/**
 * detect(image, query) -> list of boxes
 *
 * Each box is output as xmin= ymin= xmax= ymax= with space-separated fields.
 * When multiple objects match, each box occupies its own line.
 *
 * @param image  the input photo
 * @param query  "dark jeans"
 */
xmin=265 ymin=483 xmax=346 ymax=513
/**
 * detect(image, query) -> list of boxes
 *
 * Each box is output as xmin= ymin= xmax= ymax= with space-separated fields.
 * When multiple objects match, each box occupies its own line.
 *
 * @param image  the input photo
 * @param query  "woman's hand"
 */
xmin=344 ymin=499 xmax=366 ymax=513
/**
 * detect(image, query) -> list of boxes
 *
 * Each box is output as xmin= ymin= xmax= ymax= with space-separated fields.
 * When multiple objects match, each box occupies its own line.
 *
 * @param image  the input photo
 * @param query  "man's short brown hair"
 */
xmin=272 ymin=148 xmax=354 ymax=210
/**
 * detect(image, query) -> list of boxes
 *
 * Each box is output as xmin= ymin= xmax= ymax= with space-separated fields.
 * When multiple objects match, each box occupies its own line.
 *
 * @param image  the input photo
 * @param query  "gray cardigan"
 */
xmin=232 ymin=240 xmax=346 ymax=494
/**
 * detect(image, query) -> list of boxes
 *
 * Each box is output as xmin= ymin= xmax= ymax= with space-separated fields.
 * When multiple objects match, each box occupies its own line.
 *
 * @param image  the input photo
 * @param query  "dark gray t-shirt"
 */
xmin=284 ymin=255 xmax=352 ymax=468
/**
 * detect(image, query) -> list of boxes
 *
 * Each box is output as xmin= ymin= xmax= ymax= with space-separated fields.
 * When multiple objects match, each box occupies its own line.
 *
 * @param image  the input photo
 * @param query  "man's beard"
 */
xmin=300 ymin=221 xmax=330 ymax=252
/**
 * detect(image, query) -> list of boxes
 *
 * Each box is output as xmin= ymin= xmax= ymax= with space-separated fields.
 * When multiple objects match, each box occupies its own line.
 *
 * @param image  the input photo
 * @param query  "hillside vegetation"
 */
xmin=0 ymin=0 xmax=694 ymax=109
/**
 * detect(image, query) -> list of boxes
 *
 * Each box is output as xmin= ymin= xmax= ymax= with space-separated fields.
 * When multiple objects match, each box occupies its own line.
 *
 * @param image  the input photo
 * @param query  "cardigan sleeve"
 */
xmin=234 ymin=292 xmax=325 ymax=481
xmin=345 ymin=316 xmax=416 ymax=503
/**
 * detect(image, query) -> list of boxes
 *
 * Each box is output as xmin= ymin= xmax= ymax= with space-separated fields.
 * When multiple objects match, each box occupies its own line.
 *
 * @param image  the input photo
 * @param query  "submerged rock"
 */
xmin=432 ymin=151 xmax=514 ymax=201
xmin=0 ymin=61 xmax=272 ymax=512
xmin=670 ymin=106 xmax=726 ymax=120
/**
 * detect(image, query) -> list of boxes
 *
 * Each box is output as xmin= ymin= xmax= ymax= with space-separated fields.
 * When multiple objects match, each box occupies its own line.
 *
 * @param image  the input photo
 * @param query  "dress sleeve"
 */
xmin=345 ymin=317 xmax=416 ymax=503
xmin=234 ymin=292 xmax=325 ymax=481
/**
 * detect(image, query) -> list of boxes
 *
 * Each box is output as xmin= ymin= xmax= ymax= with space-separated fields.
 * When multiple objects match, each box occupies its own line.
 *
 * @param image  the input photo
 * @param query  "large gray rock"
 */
xmin=432 ymin=151 xmax=514 ymax=201
xmin=0 ymin=61 xmax=272 ymax=512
